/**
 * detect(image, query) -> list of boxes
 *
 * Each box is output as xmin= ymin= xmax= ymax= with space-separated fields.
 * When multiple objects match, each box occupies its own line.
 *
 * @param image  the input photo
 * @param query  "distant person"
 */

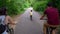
xmin=30 ymin=10 xmax=33 ymax=20
xmin=40 ymin=3 xmax=59 ymax=34
xmin=0 ymin=7 xmax=15 ymax=34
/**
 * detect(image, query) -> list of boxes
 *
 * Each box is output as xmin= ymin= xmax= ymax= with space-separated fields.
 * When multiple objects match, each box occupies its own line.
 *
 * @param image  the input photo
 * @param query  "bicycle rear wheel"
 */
xmin=30 ymin=15 xmax=32 ymax=20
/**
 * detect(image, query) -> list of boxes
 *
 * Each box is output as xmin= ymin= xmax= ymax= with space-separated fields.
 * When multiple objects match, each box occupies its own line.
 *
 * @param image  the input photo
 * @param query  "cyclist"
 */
xmin=0 ymin=7 xmax=15 ymax=34
xmin=30 ymin=10 xmax=33 ymax=20
xmin=40 ymin=2 xmax=59 ymax=34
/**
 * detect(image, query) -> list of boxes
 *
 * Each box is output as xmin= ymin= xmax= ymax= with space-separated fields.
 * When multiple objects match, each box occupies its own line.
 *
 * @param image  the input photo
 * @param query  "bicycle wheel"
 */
xmin=46 ymin=27 xmax=52 ymax=34
xmin=9 ymin=28 xmax=14 ymax=34
xmin=6 ymin=23 xmax=14 ymax=34
xmin=30 ymin=15 xmax=32 ymax=20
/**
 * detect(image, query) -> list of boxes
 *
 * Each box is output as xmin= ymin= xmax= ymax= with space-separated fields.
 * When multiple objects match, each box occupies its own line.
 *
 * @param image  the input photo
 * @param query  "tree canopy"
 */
xmin=0 ymin=0 xmax=60 ymax=16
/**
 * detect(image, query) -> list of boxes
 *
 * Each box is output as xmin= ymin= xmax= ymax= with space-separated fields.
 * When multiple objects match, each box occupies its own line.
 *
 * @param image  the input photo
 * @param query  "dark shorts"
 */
xmin=49 ymin=27 xmax=57 ymax=30
xmin=30 ymin=15 xmax=32 ymax=17
xmin=0 ymin=24 xmax=6 ymax=34
xmin=30 ymin=15 xmax=32 ymax=20
xmin=46 ymin=26 xmax=57 ymax=34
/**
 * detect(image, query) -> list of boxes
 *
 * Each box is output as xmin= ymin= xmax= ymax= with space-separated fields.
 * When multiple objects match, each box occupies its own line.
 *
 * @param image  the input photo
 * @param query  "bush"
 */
xmin=33 ymin=1 xmax=48 ymax=12
xmin=0 ymin=0 xmax=31 ymax=16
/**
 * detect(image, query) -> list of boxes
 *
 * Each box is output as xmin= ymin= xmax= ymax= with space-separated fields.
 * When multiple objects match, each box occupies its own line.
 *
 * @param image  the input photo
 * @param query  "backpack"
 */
xmin=0 ymin=15 xmax=6 ymax=34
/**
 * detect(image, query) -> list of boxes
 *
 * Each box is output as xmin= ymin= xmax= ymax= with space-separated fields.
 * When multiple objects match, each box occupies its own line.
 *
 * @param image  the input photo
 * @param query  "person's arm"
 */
xmin=8 ymin=16 xmax=15 ymax=25
xmin=40 ymin=14 xmax=46 ymax=20
xmin=40 ymin=10 xmax=47 ymax=20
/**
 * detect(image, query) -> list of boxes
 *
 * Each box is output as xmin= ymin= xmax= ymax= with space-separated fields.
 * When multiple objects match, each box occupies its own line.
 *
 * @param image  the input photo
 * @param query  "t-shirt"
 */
xmin=30 ymin=12 xmax=32 ymax=15
xmin=44 ymin=7 xmax=59 ymax=25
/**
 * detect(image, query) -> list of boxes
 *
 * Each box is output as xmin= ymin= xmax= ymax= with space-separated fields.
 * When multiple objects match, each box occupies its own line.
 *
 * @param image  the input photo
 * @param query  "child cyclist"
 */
xmin=30 ymin=10 xmax=33 ymax=20
xmin=40 ymin=3 xmax=60 ymax=34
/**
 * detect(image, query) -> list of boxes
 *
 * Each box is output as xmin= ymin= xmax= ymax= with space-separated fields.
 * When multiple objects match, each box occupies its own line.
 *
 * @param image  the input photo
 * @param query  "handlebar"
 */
xmin=40 ymin=18 xmax=47 ymax=20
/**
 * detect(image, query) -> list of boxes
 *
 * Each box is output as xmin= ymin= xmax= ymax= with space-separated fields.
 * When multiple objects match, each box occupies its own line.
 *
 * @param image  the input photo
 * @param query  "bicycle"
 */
xmin=6 ymin=23 xmax=14 ymax=34
xmin=40 ymin=18 xmax=57 ymax=34
xmin=30 ymin=15 xmax=32 ymax=20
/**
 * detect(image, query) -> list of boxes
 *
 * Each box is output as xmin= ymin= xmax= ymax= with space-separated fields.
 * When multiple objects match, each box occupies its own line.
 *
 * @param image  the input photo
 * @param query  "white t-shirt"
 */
xmin=0 ymin=15 xmax=5 ymax=25
xmin=30 ymin=12 xmax=33 ymax=15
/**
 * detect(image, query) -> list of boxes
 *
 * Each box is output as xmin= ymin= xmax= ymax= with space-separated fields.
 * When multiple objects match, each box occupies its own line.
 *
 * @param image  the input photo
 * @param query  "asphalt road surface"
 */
xmin=14 ymin=8 xmax=46 ymax=34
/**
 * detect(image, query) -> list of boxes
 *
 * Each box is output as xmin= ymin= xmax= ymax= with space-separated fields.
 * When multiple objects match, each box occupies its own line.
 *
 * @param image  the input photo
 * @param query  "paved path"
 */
xmin=14 ymin=8 xmax=46 ymax=34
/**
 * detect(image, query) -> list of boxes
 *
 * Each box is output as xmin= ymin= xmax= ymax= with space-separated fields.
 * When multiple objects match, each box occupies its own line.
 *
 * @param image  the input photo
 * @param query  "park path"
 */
xmin=14 ymin=8 xmax=46 ymax=34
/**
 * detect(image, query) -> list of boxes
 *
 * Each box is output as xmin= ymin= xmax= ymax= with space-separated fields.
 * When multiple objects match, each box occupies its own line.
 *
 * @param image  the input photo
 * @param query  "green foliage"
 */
xmin=6 ymin=0 xmax=18 ymax=16
xmin=46 ymin=0 xmax=60 ymax=20
xmin=32 ymin=0 xmax=60 ymax=15
xmin=48 ymin=0 xmax=60 ymax=15
xmin=0 ymin=0 xmax=32 ymax=16
xmin=32 ymin=1 xmax=48 ymax=12
xmin=0 ymin=0 xmax=6 ymax=7
xmin=0 ymin=0 xmax=60 ymax=16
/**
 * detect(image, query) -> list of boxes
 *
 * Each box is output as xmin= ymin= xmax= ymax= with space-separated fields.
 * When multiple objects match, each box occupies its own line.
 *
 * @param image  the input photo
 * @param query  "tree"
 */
xmin=0 ymin=0 xmax=32 ymax=16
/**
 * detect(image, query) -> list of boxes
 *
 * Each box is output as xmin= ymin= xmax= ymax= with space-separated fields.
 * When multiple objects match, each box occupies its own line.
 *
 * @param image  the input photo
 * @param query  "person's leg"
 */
xmin=52 ymin=28 xmax=57 ymax=34
xmin=52 ymin=30 xmax=56 ymax=34
xmin=31 ymin=15 xmax=32 ymax=20
xmin=50 ymin=27 xmax=57 ymax=34
xmin=30 ymin=15 xmax=32 ymax=20
xmin=43 ymin=23 xmax=47 ymax=34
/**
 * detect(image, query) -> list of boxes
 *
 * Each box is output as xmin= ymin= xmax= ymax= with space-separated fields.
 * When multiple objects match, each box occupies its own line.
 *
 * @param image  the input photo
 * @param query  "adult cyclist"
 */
xmin=0 ymin=7 xmax=15 ymax=34
xmin=40 ymin=3 xmax=60 ymax=34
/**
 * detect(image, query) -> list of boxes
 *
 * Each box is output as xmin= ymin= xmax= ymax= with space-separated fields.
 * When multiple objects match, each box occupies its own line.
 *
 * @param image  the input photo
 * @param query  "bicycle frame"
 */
xmin=46 ymin=27 xmax=52 ymax=34
xmin=30 ymin=15 xmax=32 ymax=20
xmin=40 ymin=19 xmax=52 ymax=34
xmin=6 ymin=23 xmax=14 ymax=34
